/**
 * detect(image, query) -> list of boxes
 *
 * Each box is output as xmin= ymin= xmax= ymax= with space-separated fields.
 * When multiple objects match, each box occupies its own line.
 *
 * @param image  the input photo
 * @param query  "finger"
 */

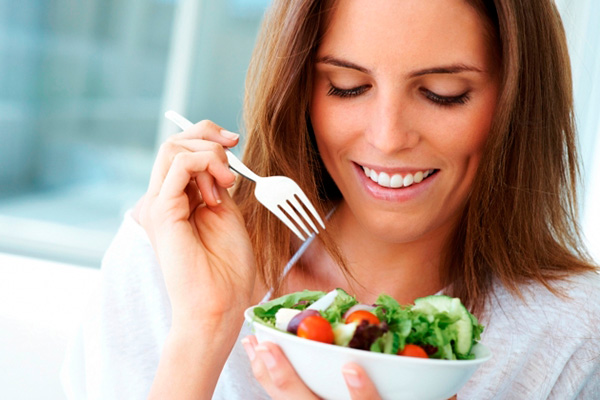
xmin=242 ymin=336 xmax=271 ymax=389
xmin=342 ymin=363 xmax=382 ymax=400
xmin=148 ymin=140 xmax=235 ymax=198
xmin=195 ymin=171 xmax=221 ymax=207
xmin=170 ymin=119 xmax=240 ymax=147
xmin=158 ymin=151 xmax=234 ymax=205
xmin=243 ymin=337 xmax=318 ymax=400
xmin=165 ymin=137 xmax=236 ymax=156
xmin=184 ymin=180 xmax=204 ymax=214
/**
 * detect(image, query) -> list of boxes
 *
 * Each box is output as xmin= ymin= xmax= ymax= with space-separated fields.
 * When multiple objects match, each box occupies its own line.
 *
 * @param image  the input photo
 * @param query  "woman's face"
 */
xmin=310 ymin=0 xmax=500 ymax=244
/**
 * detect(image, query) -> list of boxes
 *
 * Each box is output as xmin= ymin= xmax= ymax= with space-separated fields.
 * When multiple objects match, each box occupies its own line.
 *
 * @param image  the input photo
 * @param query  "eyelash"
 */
xmin=327 ymin=85 xmax=370 ymax=98
xmin=326 ymin=84 xmax=470 ymax=107
xmin=421 ymin=89 xmax=470 ymax=107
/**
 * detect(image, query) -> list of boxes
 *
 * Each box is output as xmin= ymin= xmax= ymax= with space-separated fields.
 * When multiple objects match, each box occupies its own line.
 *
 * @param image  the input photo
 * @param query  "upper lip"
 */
xmin=355 ymin=162 xmax=436 ymax=175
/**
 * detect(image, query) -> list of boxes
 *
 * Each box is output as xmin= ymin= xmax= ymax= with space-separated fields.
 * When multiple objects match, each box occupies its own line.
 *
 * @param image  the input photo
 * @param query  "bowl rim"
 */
xmin=244 ymin=306 xmax=492 ymax=366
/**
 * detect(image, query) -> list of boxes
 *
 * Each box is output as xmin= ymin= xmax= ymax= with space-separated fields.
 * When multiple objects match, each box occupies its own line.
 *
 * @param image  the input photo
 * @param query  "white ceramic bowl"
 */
xmin=245 ymin=307 xmax=491 ymax=400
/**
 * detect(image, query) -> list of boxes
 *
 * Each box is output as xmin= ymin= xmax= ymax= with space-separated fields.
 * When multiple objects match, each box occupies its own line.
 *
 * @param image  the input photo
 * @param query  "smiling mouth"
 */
xmin=361 ymin=166 xmax=438 ymax=188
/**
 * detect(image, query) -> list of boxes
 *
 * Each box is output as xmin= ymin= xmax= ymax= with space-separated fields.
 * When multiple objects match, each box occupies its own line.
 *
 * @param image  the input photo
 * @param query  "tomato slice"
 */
xmin=345 ymin=310 xmax=380 ymax=325
xmin=398 ymin=344 xmax=429 ymax=358
xmin=296 ymin=315 xmax=334 ymax=344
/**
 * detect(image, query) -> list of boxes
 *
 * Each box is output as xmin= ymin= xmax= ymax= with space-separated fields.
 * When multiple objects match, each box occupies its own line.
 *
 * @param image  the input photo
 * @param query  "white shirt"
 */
xmin=61 ymin=212 xmax=600 ymax=399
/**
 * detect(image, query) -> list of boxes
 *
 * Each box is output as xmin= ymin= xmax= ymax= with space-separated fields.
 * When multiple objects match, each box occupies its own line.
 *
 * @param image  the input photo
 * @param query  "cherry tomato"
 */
xmin=398 ymin=344 xmax=429 ymax=358
xmin=345 ymin=310 xmax=380 ymax=325
xmin=296 ymin=315 xmax=334 ymax=344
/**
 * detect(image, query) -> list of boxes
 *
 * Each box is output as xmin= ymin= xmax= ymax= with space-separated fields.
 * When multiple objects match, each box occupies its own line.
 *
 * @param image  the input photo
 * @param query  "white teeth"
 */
xmin=390 ymin=174 xmax=403 ymax=188
xmin=377 ymin=172 xmax=391 ymax=187
xmin=414 ymin=171 xmax=423 ymax=183
xmin=361 ymin=166 xmax=434 ymax=189
xmin=370 ymin=169 xmax=378 ymax=181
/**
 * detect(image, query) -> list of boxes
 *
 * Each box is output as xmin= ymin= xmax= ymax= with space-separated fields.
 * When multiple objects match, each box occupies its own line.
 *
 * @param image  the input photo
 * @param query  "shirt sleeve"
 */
xmin=458 ymin=273 xmax=600 ymax=400
xmin=550 ymin=289 xmax=600 ymax=400
xmin=553 ymin=341 xmax=600 ymax=399
xmin=60 ymin=211 xmax=172 ymax=400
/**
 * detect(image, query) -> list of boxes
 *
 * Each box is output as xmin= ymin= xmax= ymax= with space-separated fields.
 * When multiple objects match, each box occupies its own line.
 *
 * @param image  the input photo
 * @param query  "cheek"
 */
xmin=433 ymin=101 xmax=496 ymax=161
xmin=310 ymin=95 xmax=332 ymax=156
xmin=310 ymin=94 xmax=357 ymax=162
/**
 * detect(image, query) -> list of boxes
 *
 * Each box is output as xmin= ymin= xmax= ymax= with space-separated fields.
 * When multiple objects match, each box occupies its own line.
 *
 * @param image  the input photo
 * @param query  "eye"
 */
xmin=421 ymin=89 xmax=470 ymax=107
xmin=327 ymin=84 xmax=370 ymax=98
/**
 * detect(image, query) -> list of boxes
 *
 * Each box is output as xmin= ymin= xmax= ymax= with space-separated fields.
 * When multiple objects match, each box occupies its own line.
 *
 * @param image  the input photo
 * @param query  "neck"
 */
xmin=296 ymin=203 xmax=452 ymax=305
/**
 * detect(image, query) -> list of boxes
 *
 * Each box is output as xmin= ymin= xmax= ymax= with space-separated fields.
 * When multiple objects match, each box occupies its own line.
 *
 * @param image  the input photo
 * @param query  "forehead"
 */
xmin=318 ymin=0 xmax=495 ymax=73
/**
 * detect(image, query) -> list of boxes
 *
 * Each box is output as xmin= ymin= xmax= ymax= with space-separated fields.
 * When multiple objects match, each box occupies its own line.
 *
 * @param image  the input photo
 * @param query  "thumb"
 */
xmin=342 ymin=363 xmax=382 ymax=400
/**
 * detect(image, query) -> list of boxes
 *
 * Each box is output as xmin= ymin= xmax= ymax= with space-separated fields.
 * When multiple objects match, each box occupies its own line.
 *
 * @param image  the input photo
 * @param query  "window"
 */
xmin=556 ymin=0 xmax=600 ymax=262
xmin=0 ymin=0 xmax=268 ymax=267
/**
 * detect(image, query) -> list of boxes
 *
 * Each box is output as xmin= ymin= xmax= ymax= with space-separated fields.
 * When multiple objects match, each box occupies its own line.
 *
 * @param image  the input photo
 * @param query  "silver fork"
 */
xmin=164 ymin=110 xmax=325 ymax=241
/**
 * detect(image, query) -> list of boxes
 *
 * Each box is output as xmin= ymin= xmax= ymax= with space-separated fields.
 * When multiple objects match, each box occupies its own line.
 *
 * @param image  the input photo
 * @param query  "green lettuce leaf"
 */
xmin=253 ymin=290 xmax=325 ymax=322
xmin=321 ymin=288 xmax=358 ymax=324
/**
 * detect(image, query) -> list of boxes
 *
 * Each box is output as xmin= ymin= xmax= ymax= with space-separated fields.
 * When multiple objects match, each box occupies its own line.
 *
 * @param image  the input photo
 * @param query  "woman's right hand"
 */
xmin=134 ymin=119 xmax=257 ymax=333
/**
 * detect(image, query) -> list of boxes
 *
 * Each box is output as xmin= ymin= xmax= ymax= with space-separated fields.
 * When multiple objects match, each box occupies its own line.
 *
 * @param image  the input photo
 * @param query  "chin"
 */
xmin=359 ymin=215 xmax=435 ymax=245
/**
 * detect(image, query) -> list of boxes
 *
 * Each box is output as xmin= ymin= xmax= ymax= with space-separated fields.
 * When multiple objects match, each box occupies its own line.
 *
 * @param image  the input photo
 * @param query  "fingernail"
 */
xmin=212 ymin=185 xmax=222 ymax=204
xmin=221 ymin=129 xmax=239 ymax=140
xmin=241 ymin=338 xmax=255 ymax=361
xmin=255 ymin=345 xmax=276 ymax=369
xmin=342 ymin=368 xmax=362 ymax=388
xmin=227 ymin=176 xmax=236 ymax=188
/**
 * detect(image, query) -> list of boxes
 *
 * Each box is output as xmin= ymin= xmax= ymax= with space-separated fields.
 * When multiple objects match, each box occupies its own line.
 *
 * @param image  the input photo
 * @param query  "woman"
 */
xmin=62 ymin=0 xmax=600 ymax=399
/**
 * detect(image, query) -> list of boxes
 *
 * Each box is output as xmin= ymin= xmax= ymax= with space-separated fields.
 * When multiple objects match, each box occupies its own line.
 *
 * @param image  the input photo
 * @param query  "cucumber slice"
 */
xmin=413 ymin=295 xmax=473 ymax=356
xmin=332 ymin=322 xmax=357 ymax=347
xmin=383 ymin=331 xmax=401 ymax=354
xmin=369 ymin=331 xmax=401 ymax=354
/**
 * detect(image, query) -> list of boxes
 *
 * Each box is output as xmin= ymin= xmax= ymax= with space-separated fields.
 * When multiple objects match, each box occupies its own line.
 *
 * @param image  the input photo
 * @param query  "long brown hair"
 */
xmin=232 ymin=0 xmax=597 ymax=315
xmin=233 ymin=0 xmax=342 ymax=292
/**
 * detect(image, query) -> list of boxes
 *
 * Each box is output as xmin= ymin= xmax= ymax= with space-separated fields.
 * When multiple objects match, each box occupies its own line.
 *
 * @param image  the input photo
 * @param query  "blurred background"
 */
xmin=0 ymin=0 xmax=269 ymax=266
xmin=0 ymin=0 xmax=598 ymax=399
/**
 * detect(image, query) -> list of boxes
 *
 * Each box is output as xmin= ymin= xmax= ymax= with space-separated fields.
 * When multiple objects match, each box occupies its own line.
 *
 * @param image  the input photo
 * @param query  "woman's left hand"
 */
xmin=242 ymin=335 xmax=382 ymax=400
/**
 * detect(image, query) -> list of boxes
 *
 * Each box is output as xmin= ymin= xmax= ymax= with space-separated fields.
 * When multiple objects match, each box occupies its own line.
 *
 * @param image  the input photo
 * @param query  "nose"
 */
xmin=365 ymin=91 xmax=420 ymax=154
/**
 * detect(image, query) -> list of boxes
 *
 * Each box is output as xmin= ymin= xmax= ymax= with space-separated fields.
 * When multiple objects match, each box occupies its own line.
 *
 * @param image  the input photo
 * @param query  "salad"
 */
xmin=251 ymin=289 xmax=484 ymax=360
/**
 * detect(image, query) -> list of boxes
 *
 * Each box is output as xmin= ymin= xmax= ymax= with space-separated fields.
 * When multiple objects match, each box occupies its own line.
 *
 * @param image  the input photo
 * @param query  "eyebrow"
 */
xmin=409 ymin=64 xmax=483 ymax=77
xmin=316 ymin=55 xmax=483 ymax=77
xmin=316 ymin=56 xmax=371 ymax=74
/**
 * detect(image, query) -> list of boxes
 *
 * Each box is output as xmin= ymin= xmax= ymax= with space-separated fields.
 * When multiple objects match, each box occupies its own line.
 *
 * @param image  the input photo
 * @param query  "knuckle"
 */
xmin=207 ymin=141 xmax=221 ymax=152
xmin=158 ymin=141 xmax=176 ymax=157
xmin=197 ymin=119 xmax=215 ymax=131
xmin=270 ymin=374 xmax=293 ymax=391
xmin=171 ymin=151 xmax=189 ymax=166
xmin=250 ymin=363 xmax=268 ymax=383
xmin=207 ymin=142 xmax=226 ymax=159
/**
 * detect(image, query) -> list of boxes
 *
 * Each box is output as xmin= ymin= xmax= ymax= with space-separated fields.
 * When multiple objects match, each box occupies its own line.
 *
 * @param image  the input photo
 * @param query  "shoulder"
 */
xmin=460 ymin=273 xmax=600 ymax=398
xmin=483 ymin=271 xmax=600 ymax=339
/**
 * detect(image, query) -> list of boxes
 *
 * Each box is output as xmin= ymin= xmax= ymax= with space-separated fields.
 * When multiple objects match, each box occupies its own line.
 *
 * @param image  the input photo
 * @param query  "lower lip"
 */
xmin=353 ymin=163 xmax=438 ymax=202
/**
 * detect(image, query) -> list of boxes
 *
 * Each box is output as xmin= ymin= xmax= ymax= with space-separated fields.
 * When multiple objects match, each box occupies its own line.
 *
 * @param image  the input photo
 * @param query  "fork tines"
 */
xmin=274 ymin=194 xmax=325 ymax=241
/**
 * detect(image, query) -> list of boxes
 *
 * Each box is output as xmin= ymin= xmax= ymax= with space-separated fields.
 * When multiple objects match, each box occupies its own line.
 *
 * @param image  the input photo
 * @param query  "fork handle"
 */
xmin=165 ymin=110 xmax=261 ymax=182
xmin=224 ymin=150 xmax=260 ymax=182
